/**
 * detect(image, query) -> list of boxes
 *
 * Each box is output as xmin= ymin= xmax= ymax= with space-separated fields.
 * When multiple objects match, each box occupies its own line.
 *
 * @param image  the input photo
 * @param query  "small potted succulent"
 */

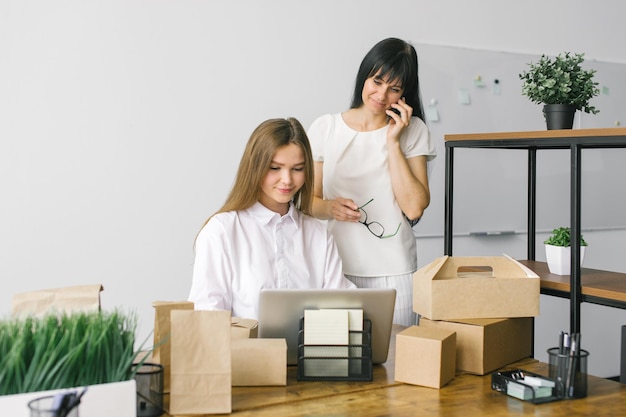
xmin=519 ymin=52 xmax=600 ymax=129
xmin=544 ymin=227 xmax=588 ymax=275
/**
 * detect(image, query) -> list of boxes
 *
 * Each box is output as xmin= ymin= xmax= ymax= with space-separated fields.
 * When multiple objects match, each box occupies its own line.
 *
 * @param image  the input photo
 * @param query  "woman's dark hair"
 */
xmin=350 ymin=38 xmax=425 ymax=121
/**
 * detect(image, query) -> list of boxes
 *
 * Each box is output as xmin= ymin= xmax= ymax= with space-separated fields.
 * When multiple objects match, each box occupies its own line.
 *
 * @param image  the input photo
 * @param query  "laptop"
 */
xmin=258 ymin=288 xmax=396 ymax=365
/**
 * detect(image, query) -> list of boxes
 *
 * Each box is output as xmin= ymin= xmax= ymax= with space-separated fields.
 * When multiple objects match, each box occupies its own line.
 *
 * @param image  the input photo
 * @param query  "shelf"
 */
xmin=443 ymin=128 xmax=626 ymax=336
xmin=521 ymin=260 xmax=626 ymax=309
xmin=445 ymin=127 xmax=626 ymax=149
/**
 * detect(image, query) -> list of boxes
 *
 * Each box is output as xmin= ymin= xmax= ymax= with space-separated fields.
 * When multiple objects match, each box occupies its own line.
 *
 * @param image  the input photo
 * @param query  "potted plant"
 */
xmin=519 ymin=52 xmax=600 ymax=129
xmin=544 ymin=227 xmax=588 ymax=275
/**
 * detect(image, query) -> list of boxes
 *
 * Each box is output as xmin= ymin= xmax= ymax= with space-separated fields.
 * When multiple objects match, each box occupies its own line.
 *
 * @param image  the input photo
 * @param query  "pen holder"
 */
xmin=547 ymin=347 xmax=589 ymax=399
xmin=133 ymin=362 xmax=164 ymax=417
xmin=28 ymin=394 xmax=79 ymax=417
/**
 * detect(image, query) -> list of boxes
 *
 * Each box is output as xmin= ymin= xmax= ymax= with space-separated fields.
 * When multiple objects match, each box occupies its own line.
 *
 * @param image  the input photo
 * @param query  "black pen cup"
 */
xmin=28 ymin=394 xmax=79 ymax=417
xmin=133 ymin=362 xmax=164 ymax=417
xmin=547 ymin=347 xmax=589 ymax=399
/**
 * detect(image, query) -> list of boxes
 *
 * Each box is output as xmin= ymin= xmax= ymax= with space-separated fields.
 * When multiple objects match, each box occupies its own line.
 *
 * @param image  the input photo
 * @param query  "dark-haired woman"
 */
xmin=308 ymin=38 xmax=436 ymax=326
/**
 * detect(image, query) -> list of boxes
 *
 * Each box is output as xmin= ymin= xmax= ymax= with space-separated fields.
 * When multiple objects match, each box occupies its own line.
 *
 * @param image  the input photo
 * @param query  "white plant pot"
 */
xmin=0 ymin=380 xmax=136 ymax=417
xmin=545 ymin=244 xmax=587 ymax=275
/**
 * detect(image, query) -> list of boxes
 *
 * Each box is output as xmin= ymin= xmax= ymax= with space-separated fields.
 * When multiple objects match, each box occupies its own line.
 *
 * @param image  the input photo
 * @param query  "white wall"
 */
xmin=410 ymin=1 xmax=626 ymax=64
xmin=2 ymin=0 xmax=625 ymax=377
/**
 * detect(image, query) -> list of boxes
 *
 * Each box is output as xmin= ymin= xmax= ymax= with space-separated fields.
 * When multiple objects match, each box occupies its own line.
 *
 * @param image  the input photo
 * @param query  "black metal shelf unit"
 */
xmin=443 ymin=128 xmax=626 ymax=336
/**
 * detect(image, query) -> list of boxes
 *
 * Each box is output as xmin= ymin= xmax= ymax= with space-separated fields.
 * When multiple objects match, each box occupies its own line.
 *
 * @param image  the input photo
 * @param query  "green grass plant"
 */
xmin=0 ymin=309 xmax=145 ymax=395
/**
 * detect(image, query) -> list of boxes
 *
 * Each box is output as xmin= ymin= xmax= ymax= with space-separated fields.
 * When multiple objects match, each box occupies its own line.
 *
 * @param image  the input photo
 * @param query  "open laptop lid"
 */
xmin=258 ymin=288 xmax=396 ymax=365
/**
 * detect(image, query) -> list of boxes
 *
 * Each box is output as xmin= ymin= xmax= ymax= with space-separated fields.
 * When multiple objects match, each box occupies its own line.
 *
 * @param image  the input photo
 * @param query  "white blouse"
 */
xmin=308 ymin=113 xmax=436 ymax=276
xmin=188 ymin=202 xmax=355 ymax=319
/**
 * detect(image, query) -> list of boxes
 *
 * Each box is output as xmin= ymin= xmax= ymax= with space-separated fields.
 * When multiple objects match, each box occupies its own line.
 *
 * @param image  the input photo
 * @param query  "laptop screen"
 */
xmin=257 ymin=288 xmax=396 ymax=365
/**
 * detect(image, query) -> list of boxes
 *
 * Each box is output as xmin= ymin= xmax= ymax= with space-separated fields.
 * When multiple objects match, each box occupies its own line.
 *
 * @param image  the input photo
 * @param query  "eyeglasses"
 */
xmin=357 ymin=198 xmax=401 ymax=239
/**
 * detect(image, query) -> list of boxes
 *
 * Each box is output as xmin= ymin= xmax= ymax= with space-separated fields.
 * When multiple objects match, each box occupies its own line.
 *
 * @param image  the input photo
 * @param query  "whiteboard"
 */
xmin=411 ymin=43 xmax=626 ymax=237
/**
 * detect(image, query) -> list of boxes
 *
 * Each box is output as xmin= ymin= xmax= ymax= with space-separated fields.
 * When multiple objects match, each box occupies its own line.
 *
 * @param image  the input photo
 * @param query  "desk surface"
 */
xmin=166 ymin=325 xmax=626 ymax=417
xmin=225 ymin=360 xmax=626 ymax=417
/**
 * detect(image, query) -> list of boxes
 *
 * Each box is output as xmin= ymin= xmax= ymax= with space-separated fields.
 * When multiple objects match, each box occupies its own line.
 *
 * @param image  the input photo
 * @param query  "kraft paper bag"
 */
xmin=151 ymin=300 xmax=194 ymax=393
xmin=11 ymin=284 xmax=103 ymax=318
xmin=169 ymin=310 xmax=232 ymax=415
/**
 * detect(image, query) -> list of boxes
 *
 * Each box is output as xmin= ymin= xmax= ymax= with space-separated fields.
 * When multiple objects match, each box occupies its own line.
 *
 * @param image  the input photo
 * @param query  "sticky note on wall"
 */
xmin=458 ymin=89 xmax=471 ymax=105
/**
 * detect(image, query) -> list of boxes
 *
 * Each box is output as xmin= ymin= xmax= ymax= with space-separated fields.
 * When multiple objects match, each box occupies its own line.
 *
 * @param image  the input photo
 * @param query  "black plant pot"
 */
xmin=543 ymin=104 xmax=576 ymax=130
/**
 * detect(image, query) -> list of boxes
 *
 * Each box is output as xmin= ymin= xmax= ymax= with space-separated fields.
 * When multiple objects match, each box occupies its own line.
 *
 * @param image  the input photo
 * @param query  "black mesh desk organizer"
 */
xmin=297 ymin=316 xmax=372 ymax=381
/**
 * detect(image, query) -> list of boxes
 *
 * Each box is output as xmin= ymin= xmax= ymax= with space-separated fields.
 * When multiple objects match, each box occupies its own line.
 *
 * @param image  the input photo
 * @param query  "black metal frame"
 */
xmin=443 ymin=132 xmax=626 ymax=336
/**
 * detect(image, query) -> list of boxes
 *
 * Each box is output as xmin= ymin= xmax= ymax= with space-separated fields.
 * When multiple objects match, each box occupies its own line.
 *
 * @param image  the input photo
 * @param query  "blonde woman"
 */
xmin=188 ymin=118 xmax=354 ymax=319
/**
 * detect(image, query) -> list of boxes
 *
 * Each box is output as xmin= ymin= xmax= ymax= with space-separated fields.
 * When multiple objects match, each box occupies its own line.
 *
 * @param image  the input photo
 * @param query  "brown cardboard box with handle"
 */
xmin=413 ymin=255 xmax=540 ymax=320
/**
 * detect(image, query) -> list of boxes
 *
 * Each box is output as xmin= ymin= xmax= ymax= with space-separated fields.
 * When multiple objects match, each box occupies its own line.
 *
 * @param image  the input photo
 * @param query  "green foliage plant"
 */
xmin=519 ymin=52 xmax=600 ymax=114
xmin=0 ymin=309 xmax=147 ymax=396
xmin=544 ymin=227 xmax=588 ymax=247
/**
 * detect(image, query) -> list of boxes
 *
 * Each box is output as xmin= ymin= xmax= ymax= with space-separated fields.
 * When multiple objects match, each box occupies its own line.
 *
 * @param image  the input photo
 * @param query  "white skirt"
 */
xmin=344 ymin=273 xmax=417 ymax=326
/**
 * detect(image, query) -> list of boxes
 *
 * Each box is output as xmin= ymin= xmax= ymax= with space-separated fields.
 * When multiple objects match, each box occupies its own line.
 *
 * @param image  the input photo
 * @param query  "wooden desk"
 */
xmin=166 ymin=325 xmax=626 ymax=416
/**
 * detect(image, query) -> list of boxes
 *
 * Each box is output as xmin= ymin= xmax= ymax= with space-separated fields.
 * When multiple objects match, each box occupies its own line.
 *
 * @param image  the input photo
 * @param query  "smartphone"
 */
xmin=387 ymin=107 xmax=401 ymax=123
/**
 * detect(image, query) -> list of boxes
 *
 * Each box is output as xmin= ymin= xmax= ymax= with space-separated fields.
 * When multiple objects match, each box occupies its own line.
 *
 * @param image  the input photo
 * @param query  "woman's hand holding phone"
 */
xmin=386 ymin=99 xmax=413 ymax=146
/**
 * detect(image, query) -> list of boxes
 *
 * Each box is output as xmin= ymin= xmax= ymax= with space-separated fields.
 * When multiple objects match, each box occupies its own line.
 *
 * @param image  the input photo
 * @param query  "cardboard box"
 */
xmin=231 ymin=317 xmax=259 ymax=339
xmin=413 ymin=255 xmax=539 ymax=320
xmin=394 ymin=326 xmax=456 ymax=389
xmin=231 ymin=338 xmax=287 ymax=386
xmin=419 ymin=317 xmax=533 ymax=375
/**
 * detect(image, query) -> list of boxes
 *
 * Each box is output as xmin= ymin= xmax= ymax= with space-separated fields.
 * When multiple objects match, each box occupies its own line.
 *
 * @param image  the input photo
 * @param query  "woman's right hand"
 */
xmin=330 ymin=197 xmax=361 ymax=222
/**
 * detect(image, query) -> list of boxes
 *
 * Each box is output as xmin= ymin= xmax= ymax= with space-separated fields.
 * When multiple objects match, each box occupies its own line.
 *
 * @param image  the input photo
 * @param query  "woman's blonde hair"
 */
xmin=199 ymin=117 xmax=314 ymax=232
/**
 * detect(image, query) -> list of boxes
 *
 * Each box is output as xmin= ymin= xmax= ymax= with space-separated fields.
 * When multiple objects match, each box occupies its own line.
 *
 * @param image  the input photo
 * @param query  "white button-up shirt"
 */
xmin=188 ymin=202 xmax=354 ymax=319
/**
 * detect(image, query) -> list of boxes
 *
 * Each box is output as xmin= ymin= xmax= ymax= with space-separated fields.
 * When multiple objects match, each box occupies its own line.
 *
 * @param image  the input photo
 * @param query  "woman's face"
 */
xmin=361 ymin=72 xmax=404 ymax=114
xmin=259 ymin=143 xmax=306 ymax=215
